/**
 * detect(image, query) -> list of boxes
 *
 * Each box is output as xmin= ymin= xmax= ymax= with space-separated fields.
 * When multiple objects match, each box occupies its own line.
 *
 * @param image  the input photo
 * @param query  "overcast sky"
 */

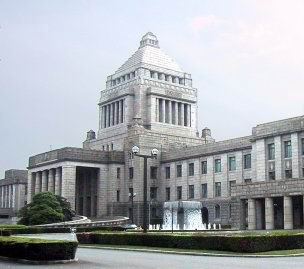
xmin=1 ymin=0 xmax=304 ymax=177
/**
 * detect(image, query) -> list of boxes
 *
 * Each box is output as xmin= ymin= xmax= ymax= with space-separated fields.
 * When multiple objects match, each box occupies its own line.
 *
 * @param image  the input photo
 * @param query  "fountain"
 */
xmin=152 ymin=201 xmax=220 ymax=231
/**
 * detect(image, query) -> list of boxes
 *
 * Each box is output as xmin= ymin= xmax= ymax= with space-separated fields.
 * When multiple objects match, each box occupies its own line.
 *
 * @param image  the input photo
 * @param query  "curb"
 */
xmin=79 ymin=245 xmax=304 ymax=258
xmin=0 ymin=255 xmax=78 ymax=265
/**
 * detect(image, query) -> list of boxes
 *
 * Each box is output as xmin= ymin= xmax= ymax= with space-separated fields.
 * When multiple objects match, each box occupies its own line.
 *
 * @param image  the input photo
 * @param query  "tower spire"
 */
xmin=139 ymin=32 xmax=159 ymax=48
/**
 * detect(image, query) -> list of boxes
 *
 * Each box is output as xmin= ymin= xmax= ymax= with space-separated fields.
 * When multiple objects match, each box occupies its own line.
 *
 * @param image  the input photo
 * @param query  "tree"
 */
xmin=18 ymin=192 xmax=73 ymax=225
xmin=55 ymin=195 xmax=75 ymax=221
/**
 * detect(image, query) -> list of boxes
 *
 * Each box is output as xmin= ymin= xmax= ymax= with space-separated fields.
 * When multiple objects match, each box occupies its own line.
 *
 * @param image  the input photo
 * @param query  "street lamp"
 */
xmin=132 ymin=145 xmax=159 ymax=233
xmin=128 ymin=191 xmax=137 ymax=224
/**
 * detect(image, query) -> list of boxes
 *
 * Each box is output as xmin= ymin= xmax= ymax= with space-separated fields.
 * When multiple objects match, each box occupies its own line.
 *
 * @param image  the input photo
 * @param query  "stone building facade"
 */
xmin=26 ymin=32 xmax=304 ymax=229
xmin=0 ymin=169 xmax=27 ymax=222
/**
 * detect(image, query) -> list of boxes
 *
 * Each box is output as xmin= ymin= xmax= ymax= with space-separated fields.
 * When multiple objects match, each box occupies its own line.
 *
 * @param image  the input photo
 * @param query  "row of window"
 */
xmin=126 ymin=155 xmax=251 ymax=181
xmin=267 ymin=168 xmax=303 ymax=180
xmin=150 ymin=71 xmax=185 ymax=85
xmin=102 ymin=143 xmax=114 ymax=151
xmin=165 ymin=154 xmax=251 ymax=179
xmin=111 ymin=71 xmax=136 ymax=86
xmin=267 ymin=138 xmax=304 ymax=160
xmin=116 ymin=183 xmax=225 ymax=203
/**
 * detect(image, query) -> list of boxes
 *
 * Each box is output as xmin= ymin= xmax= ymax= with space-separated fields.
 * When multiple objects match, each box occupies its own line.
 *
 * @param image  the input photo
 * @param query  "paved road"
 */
xmin=0 ymin=248 xmax=304 ymax=269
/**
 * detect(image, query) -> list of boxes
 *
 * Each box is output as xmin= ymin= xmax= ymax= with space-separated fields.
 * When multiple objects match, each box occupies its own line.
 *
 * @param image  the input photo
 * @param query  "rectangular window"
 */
xmin=201 ymin=161 xmax=207 ymax=174
xmin=269 ymin=171 xmax=276 ymax=180
xmin=215 ymin=159 xmax=221 ymax=173
xmin=150 ymin=166 xmax=158 ymax=179
xmin=117 ymin=167 xmax=121 ymax=179
xmin=284 ymin=140 xmax=292 ymax=158
xmin=244 ymin=178 xmax=252 ymax=184
xmin=188 ymin=163 xmax=194 ymax=176
xmin=229 ymin=156 xmax=236 ymax=171
xmin=166 ymin=187 xmax=170 ymax=201
xmin=165 ymin=167 xmax=171 ymax=179
xmin=268 ymin=143 xmax=275 ymax=160
xmin=215 ymin=182 xmax=221 ymax=197
xmin=285 ymin=169 xmax=292 ymax=179
xmin=129 ymin=167 xmax=133 ymax=180
xmin=188 ymin=185 xmax=194 ymax=199
xmin=244 ymin=154 xmax=251 ymax=169
xmin=177 ymin=186 xmax=182 ymax=200
xmin=150 ymin=187 xmax=157 ymax=199
xmin=116 ymin=190 xmax=120 ymax=202
xmin=201 ymin=183 xmax=207 ymax=198
xmin=229 ymin=180 xmax=236 ymax=195
xmin=302 ymin=138 xmax=304 ymax=155
xmin=176 ymin=165 xmax=182 ymax=177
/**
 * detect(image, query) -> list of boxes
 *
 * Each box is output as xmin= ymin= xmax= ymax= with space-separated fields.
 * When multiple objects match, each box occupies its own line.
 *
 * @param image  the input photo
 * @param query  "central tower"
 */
xmin=84 ymin=32 xmax=205 ymax=151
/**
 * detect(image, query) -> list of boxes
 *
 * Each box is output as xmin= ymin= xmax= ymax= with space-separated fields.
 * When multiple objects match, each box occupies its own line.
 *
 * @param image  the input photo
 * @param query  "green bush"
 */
xmin=0 ymin=236 xmax=78 ymax=261
xmin=18 ymin=192 xmax=65 ymax=225
xmin=76 ymin=231 xmax=304 ymax=253
xmin=1 ymin=226 xmax=125 ymax=236
xmin=0 ymin=224 xmax=27 ymax=229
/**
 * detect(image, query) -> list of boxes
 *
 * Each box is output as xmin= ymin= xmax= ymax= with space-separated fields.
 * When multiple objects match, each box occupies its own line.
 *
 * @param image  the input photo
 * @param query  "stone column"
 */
xmin=97 ymin=167 xmax=108 ymax=217
xmin=116 ymin=101 xmax=119 ymax=125
xmin=284 ymin=196 xmax=293 ymax=229
xmin=35 ymin=171 xmax=41 ymax=194
xmin=248 ymin=198 xmax=256 ymax=230
xmin=99 ymin=106 xmax=104 ymax=129
xmin=103 ymin=106 xmax=106 ymax=128
xmin=107 ymin=104 xmax=111 ymax=127
xmin=48 ymin=169 xmax=55 ymax=193
xmin=168 ymin=100 xmax=172 ymax=124
xmin=112 ymin=102 xmax=116 ymax=126
xmin=291 ymin=133 xmax=300 ymax=178
xmin=161 ymin=99 xmax=165 ymax=123
xmin=180 ymin=103 xmax=184 ymax=126
xmin=61 ymin=165 xmax=76 ymax=211
xmin=27 ymin=171 xmax=33 ymax=203
xmin=265 ymin=197 xmax=274 ymax=230
xmin=174 ymin=102 xmax=178 ymax=125
xmin=8 ymin=185 xmax=11 ymax=208
xmin=41 ymin=170 xmax=48 ymax=192
xmin=55 ymin=167 xmax=61 ymax=196
xmin=102 ymin=106 xmax=105 ymax=129
xmin=12 ymin=185 xmax=15 ymax=209
xmin=187 ymin=104 xmax=191 ymax=127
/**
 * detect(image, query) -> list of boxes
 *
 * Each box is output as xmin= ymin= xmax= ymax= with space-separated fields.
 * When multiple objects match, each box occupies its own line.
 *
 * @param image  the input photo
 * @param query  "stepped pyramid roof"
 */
xmin=116 ymin=32 xmax=183 ymax=74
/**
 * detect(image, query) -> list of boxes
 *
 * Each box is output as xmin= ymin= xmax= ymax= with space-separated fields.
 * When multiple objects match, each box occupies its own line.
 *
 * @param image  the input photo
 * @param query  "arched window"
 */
xmin=215 ymin=204 xmax=220 ymax=219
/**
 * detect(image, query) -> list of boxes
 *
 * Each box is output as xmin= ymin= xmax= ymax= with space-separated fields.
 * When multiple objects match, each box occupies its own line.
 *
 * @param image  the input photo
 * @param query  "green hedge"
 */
xmin=76 ymin=232 xmax=304 ymax=253
xmin=1 ymin=226 xmax=125 ymax=236
xmin=0 ymin=224 xmax=27 ymax=229
xmin=0 ymin=236 xmax=78 ymax=261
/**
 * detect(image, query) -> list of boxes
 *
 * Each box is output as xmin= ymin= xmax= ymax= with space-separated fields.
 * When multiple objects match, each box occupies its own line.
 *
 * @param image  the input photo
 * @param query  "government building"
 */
xmin=22 ymin=33 xmax=304 ymax=230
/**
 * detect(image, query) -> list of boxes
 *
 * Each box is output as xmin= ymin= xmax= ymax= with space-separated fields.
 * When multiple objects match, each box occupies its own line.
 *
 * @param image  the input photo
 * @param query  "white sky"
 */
xmin=0 ymin=0 xmax=304 ymax=177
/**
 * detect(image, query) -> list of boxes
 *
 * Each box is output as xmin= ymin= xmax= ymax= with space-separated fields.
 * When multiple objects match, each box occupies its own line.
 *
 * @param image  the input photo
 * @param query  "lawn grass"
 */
xmin=80 ymin=243 xmax=304 ymax=256
xmin=0 ymin=224 xmax=27 ymax=229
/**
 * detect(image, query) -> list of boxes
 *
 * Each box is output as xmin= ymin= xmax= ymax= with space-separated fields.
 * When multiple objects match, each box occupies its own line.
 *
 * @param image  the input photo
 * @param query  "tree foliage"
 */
xmin=18 ymin=192 xmax=74 ymax=225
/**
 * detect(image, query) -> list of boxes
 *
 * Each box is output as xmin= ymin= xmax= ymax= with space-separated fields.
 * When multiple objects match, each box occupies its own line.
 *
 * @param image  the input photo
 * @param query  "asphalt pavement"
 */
xmin=0 ymin=248 xmax=303 ymax=269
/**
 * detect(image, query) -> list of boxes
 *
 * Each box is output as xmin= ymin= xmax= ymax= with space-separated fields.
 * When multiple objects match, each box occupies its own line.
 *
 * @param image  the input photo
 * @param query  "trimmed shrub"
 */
xmin=76 ymin=231 xmax=304 ymax=253
xmin=0 ymin=236 xmax=78 ymax=261
xmin=1 ymin=226 xmax=125 ymax=236
xmin=0 ymin=224 xmax=27 ymax=229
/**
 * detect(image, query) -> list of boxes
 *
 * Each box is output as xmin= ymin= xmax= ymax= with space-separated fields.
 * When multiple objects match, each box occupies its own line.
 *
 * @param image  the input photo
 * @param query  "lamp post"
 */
xmin=132 ymin=145 xmax=159 ymax=233
xmin=128 ymin=191 xmax=137 ymax=224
